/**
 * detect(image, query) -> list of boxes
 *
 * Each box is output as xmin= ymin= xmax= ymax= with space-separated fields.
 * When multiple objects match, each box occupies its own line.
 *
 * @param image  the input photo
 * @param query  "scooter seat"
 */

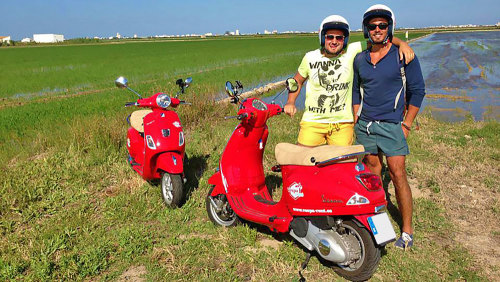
xmin=274 ymin=143 xmax=365 ymax=166
xmin=129 ymin=109 xmax=153 ymax=133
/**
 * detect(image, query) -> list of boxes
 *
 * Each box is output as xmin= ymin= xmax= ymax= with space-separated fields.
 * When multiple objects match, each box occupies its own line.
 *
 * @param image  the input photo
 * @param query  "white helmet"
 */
xmin=362 ymin=4 xmax=395 ymax=43
xmin=318 ymin=15 xmax=350 ymax=50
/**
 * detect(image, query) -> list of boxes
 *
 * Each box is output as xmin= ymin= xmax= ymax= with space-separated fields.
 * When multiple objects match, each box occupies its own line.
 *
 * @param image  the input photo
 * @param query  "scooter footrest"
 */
xmin=254 ymin=195 xmax=277 ymax=205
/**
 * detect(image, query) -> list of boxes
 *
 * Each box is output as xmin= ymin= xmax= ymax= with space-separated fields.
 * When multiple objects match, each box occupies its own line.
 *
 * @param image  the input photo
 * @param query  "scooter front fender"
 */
xmin=208 ymin=171 xmax=226 ymax=196
xmin=156 ymin=152 xmax=184 ymax=175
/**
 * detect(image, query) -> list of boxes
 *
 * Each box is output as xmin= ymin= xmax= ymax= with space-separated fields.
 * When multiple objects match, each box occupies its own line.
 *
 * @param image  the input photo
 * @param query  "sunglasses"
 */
xmin=367 ymin=23 xmax=389 ymax=31
xmin=325 ymin=35 xmax=345 ymax=41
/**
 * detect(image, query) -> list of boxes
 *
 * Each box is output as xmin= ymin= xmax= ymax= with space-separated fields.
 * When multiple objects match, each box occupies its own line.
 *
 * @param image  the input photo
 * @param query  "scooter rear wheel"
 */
xmin=161 ymin=173 xmax=183 ymax=208
xmin=206 ymin=185 xmax=239 ymax=227
xmin=331 ymin=220 xmax=381 ymax=282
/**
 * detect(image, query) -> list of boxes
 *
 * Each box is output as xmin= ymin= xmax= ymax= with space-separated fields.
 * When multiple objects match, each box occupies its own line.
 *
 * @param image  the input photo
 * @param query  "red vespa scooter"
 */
xmin=206 ymin=80 xmax=396 ymax=281
xmin=115 ymin=76 xmax=192 ymax=207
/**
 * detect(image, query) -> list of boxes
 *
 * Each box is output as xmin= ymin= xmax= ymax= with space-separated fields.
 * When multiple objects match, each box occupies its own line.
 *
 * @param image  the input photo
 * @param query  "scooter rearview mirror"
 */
xmin=184 ymin=77 xmax=193 ymax=88
xmin=115 ymin=76 xmax=128 ymax=88
xmin=225 ymin=81 xmax=235 ymax=97
xmin=286 ymin=78 xmax=298 ymax=92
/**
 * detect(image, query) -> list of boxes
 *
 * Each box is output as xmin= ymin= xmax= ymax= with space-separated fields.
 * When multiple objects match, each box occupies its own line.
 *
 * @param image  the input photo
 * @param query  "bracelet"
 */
xmin=402 ymin=122 xmax=411 ymax=131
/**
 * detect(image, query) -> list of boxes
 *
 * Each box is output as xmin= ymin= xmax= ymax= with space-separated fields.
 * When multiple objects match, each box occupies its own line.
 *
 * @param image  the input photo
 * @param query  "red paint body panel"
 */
xmin=126 ymin=93 xmax=185 ymax=181
xmin=209 ymin=98 xmax=388 ymax=234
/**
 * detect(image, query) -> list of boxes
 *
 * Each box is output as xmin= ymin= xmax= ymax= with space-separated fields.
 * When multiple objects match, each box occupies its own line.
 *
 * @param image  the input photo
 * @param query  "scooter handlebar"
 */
xmin=267 ymin=103 xmax=283 ymax=117
xmin=224 ymin=112 xmax=250 ymax=120
xmin=125 ymin=101 xmax=138 ymax=107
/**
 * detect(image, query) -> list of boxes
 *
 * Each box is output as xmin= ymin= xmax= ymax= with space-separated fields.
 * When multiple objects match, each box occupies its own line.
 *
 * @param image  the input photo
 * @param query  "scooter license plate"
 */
xmin=367 ymin=213 xmax=396 ymax=245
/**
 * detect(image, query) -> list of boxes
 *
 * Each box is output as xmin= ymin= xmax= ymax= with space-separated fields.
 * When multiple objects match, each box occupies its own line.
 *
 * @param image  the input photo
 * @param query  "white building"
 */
xmin=21 ymin=37 xmax=32 ymax=43
xmin=0 ymin=36 xmax=11 ymax=43
xmin=33 ymin=34 xmax=64 ymax=43
xmin=235 ymin=29 xmax=240 ymax=35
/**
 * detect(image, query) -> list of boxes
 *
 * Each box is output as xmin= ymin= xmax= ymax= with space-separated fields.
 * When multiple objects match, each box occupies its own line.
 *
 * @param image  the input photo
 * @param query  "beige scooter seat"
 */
xmin=275 ymin=143 xmax=365 ymax=166
xmin=129 ymin=109 xmax=153 ymax=133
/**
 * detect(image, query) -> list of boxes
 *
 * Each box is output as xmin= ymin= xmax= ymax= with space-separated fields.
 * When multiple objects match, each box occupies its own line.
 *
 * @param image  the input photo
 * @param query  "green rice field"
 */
xmin=2 ymin=31 xmax=498 ymax=281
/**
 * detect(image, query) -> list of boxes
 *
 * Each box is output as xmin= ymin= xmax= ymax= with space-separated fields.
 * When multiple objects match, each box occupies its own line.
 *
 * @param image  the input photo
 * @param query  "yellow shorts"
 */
xmin=298 ymin=121 xmax=354 ymax=146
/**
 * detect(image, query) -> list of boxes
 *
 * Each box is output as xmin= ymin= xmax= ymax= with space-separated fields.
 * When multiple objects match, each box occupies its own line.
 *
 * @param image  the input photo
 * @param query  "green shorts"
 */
xmin=354 ymin=120 xmax=409 ymax=157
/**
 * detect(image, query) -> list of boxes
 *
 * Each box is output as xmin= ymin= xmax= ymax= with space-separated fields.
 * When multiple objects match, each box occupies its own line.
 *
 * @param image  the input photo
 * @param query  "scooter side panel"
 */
xmin=127 ymin=127 xmax=144 ymax=166
xmin=281 ymin=163 xmax=387 ymax=216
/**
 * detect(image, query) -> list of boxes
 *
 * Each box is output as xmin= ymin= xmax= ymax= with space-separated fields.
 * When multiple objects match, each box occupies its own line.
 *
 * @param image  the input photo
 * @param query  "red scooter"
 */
xmin=115 ymin=76 xmax=192 ymax=207
xmin=206 ymin=80 xmax=396 ymax=281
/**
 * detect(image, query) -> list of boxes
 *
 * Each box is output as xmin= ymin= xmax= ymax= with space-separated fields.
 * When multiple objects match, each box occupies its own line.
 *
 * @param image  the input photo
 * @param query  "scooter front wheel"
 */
xmin=206 ymin=185 xmax=239 ymax=227
xmin=161 ymin=173 xmax=183 ymax=208
xmin=331 ymin=220 xmax=381 ymax=281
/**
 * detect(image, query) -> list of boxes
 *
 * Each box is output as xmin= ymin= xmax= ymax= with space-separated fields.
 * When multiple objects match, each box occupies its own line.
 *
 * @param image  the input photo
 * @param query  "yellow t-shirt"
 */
xmin=298 ymin=41 xmax=362 ymax=123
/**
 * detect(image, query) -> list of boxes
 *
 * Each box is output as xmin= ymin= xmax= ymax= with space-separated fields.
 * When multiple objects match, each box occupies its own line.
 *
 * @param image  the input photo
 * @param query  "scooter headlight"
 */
xmin=156 ymin=94 xmax=171 ymax=108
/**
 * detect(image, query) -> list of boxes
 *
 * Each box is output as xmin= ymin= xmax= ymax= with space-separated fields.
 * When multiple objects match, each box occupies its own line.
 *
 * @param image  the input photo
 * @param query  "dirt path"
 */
xmin=411 ymin=119 xmax=500 ymax=279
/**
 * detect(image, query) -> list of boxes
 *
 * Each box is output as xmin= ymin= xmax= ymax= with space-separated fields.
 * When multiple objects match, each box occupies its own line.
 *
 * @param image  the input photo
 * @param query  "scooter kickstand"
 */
xmin=298 ymin=252 xmax=311 ymax=282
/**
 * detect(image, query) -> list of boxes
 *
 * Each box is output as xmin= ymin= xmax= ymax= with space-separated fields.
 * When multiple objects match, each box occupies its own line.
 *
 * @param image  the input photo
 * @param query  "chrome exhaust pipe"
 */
xmin=290 ymin=221 xmax=348 ymax=263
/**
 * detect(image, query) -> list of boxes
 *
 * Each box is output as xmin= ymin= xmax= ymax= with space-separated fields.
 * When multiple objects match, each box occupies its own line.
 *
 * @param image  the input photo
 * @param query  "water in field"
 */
xmin=264 ymin=31 xmax=500 ymax=122
xmin=413 ymin=30 xmax=500 ymax=122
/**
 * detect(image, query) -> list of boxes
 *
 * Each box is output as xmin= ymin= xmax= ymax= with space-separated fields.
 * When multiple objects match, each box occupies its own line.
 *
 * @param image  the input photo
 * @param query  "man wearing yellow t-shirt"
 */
xmin=284 ymin=15 xmax=414 ymax=147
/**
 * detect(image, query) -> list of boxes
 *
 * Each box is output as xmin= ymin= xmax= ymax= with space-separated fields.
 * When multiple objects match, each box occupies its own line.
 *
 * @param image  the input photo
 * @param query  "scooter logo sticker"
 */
xmin=173 ymin=121 xmax=181 ymax=128
xmin=288 ymin=182 xmax=304 ymax=200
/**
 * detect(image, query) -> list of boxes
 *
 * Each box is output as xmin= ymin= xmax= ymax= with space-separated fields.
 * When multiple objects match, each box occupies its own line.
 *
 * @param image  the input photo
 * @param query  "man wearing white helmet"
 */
xmin=353 ymin=4 xmax=426 ymax=250
xmin=284 ymin=14 xmax=414 ymax=147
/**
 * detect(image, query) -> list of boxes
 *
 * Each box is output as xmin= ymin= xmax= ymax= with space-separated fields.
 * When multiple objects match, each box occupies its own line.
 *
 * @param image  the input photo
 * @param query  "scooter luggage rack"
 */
xmin=315 ymin=151 xmax=368 ymax=167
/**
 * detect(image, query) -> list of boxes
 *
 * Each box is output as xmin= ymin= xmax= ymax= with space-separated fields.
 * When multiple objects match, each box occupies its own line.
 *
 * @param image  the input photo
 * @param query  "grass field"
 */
xmin=2 ymin=32 xmax=498 ymax=281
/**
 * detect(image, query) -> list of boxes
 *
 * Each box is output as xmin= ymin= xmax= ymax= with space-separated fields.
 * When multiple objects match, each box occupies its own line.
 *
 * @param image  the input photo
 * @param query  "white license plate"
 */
xmin=367 ymin=213 xmax=396 ymax=245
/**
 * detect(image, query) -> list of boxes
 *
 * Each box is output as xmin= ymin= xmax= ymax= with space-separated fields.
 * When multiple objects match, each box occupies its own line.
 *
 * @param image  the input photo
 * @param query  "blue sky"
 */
xmin=2 ymin=0 xmax=499 ymax=40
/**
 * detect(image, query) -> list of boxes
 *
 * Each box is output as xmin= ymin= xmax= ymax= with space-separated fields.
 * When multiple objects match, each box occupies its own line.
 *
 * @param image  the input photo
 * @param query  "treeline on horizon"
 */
xmin=1 ymin=25 xmax=498 ymax=47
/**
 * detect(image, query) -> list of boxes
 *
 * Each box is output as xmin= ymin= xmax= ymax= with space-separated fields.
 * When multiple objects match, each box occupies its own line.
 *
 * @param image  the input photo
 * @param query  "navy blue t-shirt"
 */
xmin=353 ymin=45 xmax=426 ymax=123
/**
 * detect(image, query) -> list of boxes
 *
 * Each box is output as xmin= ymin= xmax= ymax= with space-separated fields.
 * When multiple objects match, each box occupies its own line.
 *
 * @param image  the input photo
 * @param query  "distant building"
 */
xmin=235 ymin=29 xmax=240 ymax=35
xmin=21 ymin=37 xmax=32 ymax=43
xmin=496 ymin=22 xmax=500 ymax=27
xmin=264 ymin=29 xmax=271 ymax=34
xmin=0 ymin=36 xmax=11 ymax=43
xmin=116 ymin=32 xmax=121 ymax=39
xmin=33 ymin=34 xmax=64 ymax=43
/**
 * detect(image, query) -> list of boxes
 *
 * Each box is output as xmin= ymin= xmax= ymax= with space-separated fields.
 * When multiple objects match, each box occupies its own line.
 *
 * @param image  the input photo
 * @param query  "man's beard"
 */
xmin=324 ymin=46 xmax=342 ymax=56
xmin=371 ymin=33 xmax=388 ymax=44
